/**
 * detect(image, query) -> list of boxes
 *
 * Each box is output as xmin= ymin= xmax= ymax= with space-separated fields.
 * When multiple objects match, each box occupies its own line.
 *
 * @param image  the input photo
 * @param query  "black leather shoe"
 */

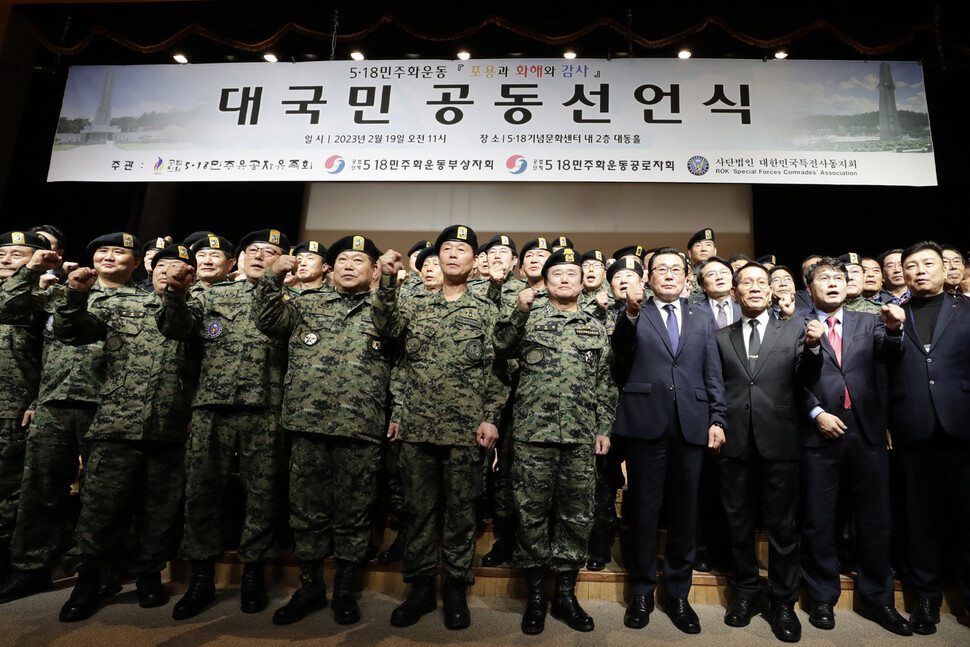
xmin=442 ymin=578 xmax=471 ymax=630
xmin=521 ymin=567 xmax=547 ymax=635
xmin=693 ymin=545 xmax=713 ymax=573
xmin=136 ymin=572 xmax=169 ymax=608
xmin=98 ymin=568 xmax=122 ymax=597
xmin=909 ymin=598 xmax=940 ymax=635
xmin=586 ymin=532 xmax=612 ymax=571
xmin=59 ymin=571 xmax=101 ymax=622
xmin=809 ymin=601 xmax=835 ymax=630
xmin=550 ymin=571 xmax=594 ymax=632
xmin=390 ymin=576 xmax=436 ymax=627
xmin=771 ymin=602 xmax=802 ymax=643
xmin=240 ymin=563 xmax=268 ymax=614
xmin=331 ymin=561 xmax=361 ymax=625
xmin=172 ymin=560 xmax=215 ymax=620
xmin=624 ymin=594 xmax=654 ymax=629
xmin=0 ymin=569 xmax=52 ymax=604
xmin=377 ymin=530 xmax=407 ymax=564
xmin=481 ymin=537 xmax=515 ymax=567
xmin=664 ymin=596 xmax=701 ymax=634
xmin=724 ymin=597 xmax=758 ymax=627
xmin=861 ymin=602 xmax=913 ymax=636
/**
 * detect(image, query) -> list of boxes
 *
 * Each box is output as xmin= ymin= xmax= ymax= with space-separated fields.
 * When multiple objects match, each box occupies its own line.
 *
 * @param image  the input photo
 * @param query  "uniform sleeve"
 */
xmin=370 ymin=272 xmax=404 ymax=339
xmin=595 ymin=338 xmax=619 ymax=438
xmin=156 ymin=286 xmax=203 ymax=340
xmin=52 ymin=287 xmax=107 ymax=346
xmin=252 ymin=267 xmax=298 ymax=338
xmin=0 ymin=266 xmax=51 ymax=324
xmin=492 ymin=307 xmax=530 ymax=360
xmin=481 ymin=305 xmax=511 ymax=426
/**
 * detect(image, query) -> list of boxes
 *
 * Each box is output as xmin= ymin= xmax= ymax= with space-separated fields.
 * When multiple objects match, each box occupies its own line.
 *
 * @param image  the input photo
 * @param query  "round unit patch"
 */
xmin=523 ymin=348 xmax=544 ymax=365
xmin=405 ymin=337 xmax=422 ymax=355
xmin=464 ymin=339 xmax=483 ymax=361
xmin=104 ymin=337 xmax=123 ymax=352
xmin=205 ymin=321 xmax=223 ymax=338
xmin=302 ymin=332 xmax=319 ymax=346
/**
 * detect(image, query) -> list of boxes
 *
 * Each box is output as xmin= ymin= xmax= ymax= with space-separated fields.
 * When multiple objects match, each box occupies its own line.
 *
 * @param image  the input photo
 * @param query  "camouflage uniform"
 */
xmin=371 ymin=273 xmax=508 ymax=584
xmin=493 ymin=302 xmax=617 ymax=572
xmin=843 ymin=294 xmax=883 ymax=315
xmin=156 ymin=279 xmax=287 ymax=564
xmin=53 ymin=286 xmax=198 ymax=576
xmin=252 ymin=267 xmax=392 ymax=563
xmin=0 ymin=266 xmax=107 ymax=572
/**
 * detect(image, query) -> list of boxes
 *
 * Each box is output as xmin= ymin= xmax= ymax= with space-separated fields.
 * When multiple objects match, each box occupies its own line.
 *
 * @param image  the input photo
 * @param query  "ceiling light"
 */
xmin=263 ymin=54 xmax=278 ymax=63
xmin=173 ymin=54 xmax=188 ymax=64
xmin=405 ymin=53 xmax=421 ymax=59
xmin=678 ymin=50 xmax=692 ymax=59
xmin=774 ymin=51 xmax=789 ymax=60
xmin=564 ymin=51 xmax=577 ymax=60
xmin=457 ymin=51 xmax=471 ymax=61
xmin=350 ymin=51 xmax=365 ymax=61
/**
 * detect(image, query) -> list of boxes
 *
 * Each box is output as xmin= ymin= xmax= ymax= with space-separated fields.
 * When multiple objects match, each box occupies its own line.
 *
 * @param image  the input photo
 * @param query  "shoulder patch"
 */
xmin=533 ymin=323 xmax=560 ymax=332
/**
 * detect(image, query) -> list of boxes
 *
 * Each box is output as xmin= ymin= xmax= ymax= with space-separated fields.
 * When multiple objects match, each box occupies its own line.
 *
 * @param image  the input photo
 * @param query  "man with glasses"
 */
xmin=157 ymin=229 xmax=290 ymax=620
xmin=694 ymin=256 xmax=740 ymax=329
xmin=940 ymin=245 xmax=968 ymax=297
xmin=768 ymin=266 xmax=799 ymax=320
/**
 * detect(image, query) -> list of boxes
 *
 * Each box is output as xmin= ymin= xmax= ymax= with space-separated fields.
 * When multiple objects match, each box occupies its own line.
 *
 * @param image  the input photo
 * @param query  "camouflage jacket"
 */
xmin=471 ymin=272 xmax=528 ymax=312
xmin=0 ymin=266 xmax=107 ymax=406
xmin=494 ymin=303 xmax=617 ymax=443
xmin=371 ymin=273 xmax=509 ymax=445
xmin=53 ymin=287 xmax=199 ymax=442
xmin=156 ymin=279 xmax=286 ymax=409
xmin=253 ymin=268 xmax=393 ymax=442
xmin=0 ymin=272 xmax=45 ymax=417
xmin=843 ymin=294 xmax=883 ymax=315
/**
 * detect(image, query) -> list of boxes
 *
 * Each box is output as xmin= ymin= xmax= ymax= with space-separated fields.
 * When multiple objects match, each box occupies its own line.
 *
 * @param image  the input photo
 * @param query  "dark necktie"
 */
xmin=717 ymin=301 xmax=729 ymax=329
xmin=664 ymin=303 xmax=679 ymax=354
xmin=748 ymin=319 xmax=761 ymax=372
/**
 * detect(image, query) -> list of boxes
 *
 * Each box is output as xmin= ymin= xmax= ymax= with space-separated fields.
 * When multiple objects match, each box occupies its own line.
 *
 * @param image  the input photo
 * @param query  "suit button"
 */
xmin=669 ymin=385 xmax=674 ymax=391
xmin=673 ymin=363 xmax=678 ymax=368
xmin=929 ymin=380 xmax=935 ymax=386
xmin=744 ymin=404 xmax=750 ymax=409
xmin=927 ymin=358 xmax=933 ymax=363
xmin=750 ymin=381 xmax=755 ymax=386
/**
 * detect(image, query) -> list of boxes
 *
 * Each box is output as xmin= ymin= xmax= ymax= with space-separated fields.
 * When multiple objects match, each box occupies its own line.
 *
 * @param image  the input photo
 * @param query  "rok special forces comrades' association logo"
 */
xmin=687 ymin=156 xmax=709 ymax=176
xmin=205 ymin=321 xmax=223 ymax=338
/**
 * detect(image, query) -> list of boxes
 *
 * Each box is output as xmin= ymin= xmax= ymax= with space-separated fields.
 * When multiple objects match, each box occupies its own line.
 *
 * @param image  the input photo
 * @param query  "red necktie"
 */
xmin=826 ymin=316 xmax=852 ymax=409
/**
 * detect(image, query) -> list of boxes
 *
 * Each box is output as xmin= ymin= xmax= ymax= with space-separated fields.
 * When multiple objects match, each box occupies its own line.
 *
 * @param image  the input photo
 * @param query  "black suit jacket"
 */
xmin=798 ymin=309 xmax=903 ymax=447
xmin=716 ymin=314 xmax=822 ymax=461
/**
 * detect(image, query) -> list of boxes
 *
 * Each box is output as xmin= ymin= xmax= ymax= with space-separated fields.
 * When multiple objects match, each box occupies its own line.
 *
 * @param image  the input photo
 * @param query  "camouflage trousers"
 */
xmin=485 ymin=399 xmax=515 ymax=523
xmin=180 ymin=407 xmax=285 ymax=564
xmin=63 ymin=439 xmax=184 ymax=575
xmin=0 ymin=417 xmax=27 ymax=543
xmin=400 ymin=442 xmax=485 ymax=584
xmin=289 ymin=432 xmax=380 ymax=563
xmin=382 ymin=436 xmax=404 ymax=516
xmin=513 ymin=440 xmax=595 ymax=573
xmin=10 ymin=402 xmax=95 ymax=571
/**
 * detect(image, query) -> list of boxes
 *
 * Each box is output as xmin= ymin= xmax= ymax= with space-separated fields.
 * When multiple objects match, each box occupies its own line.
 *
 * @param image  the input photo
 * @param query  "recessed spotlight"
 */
xmin=509 ymin=52 xmax=523 ymax=57
xmin=564 ymin=51 xmax=577 ymax=60
xmin=457 ymin=51 xmax=471 ymax=61
xmin=678 ymin=50 xmax=692 ymax=59
xmin=263 ymin=53 xmax=278 ymax=63
xmin=774 ymin=51 xmax=788 ymax=60
xmin=405 ymin=53 xmax=421 ymax=59
xmin=350 ymin=51 xmax=365 ymax=61
xmin=173 ymin=54 xmax=188 ymax=64
xmin=303 ymin=53 xmax=318 ymax=60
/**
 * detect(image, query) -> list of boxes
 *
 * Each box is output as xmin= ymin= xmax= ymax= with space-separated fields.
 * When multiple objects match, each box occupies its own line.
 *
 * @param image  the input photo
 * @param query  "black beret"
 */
xmin=607 ymin=256 xmax=644 ymax=282
xmin=551 ymin=235 xmax=574 ymax=249
xmin=0 ymin=230 xmax=52 ymax=250
xmin=475 ymin=242 xmax=489 ymax=255
xmin=87 ymin=232 xmax=141 ymax=255
xmin=151 ymin=243 xmax=196 ymax=270
xmin=582 ymin=249 xmax=605 ymax=263
xmin=520 ymin=238 xmax=552 ymax=256
xmin=326 ymin=235 xmax=381 ymax=267
xmin=292 ymin=240 xmax=327 ymax=258
xmin=407 ymin=240 xmax=433 ymax=257
xmin=191 ymin=234 xmax=234 ymax=255
xmin=238 ymin=229 xmax=291 ymax=255
xmin=434 ymin=224 xmax=477 ymax=253
xmin=183 ymin=230 xmax=215 ymax=247
xmin=837 ymin=252 xmax=862 ymax=267
xmin=755 ymin=254 xmax=778 ymax=265
xmin=142 ymin=237 xmax=171 ymax=253
xmin=415 ymin=246 xmax=439 ymax=271
xmin=687 ymin=228 xmax=715 ymax=248
xmin=612 ymin=245 xmax=646 ymax=262
xmin=483 ymin=234 xmax=517 ymax=255
xmin=541 ymin=247 xmax=583 ymax=278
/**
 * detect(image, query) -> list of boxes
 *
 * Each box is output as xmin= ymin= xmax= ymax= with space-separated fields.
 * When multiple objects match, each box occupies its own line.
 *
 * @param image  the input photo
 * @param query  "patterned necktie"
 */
xmin=748 ymin=319 xmax=761 ymax=372
xmin=717 ymin=301 xmax=729 ymax=329
xmin=664 ymin=303 xmax=679 ymax=354
xmin=827 ymin=316 xmax=852 ymax=409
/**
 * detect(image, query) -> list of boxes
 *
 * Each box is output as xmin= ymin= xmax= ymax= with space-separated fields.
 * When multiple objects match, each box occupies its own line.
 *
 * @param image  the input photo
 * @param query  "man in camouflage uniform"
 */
xmin=519 ymin=238 xmax=552 ymax=297
xmin=372 ymin=224 xmax=507 ymax=630
xmin=54 ymin=242 xmax=199 ymax=621
xmin=137 ymin=237 xmax=170 ymax=292
xmin=839 ymin=253 xmax=883 ymax=314
xmin=494 ymin=248 xmax=616 ymax=634
xmin=0 ymin=233 xmax=135 ymax=604
xmin=0 ymin=231 xmax=48 ymax=583
xmin=157 ymin=228 xmax=290 ymax=620
xmin=686 ymin=229 xmax=717 ymax=304
xmin=253 ymin=235 xmax=392 ymax=626
xmin=291 ymin=240 xmax=329 ymax=292
xmin=189 ymin=234 xmax=235 ymax=295
xmin=580 ymin=249 xmax=609 ymax=310
xmin=398 ymin=240 xmax=432 ymax=299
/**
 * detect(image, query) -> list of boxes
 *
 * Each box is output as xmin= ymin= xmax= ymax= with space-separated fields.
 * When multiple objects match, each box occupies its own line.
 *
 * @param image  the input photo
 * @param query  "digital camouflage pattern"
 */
xmin=843 ymin=294 xmax=884 ymax=315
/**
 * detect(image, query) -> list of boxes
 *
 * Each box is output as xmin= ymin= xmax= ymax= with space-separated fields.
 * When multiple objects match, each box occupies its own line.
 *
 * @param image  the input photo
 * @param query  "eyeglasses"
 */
xmin=738 ymin=278 xmax=769 ymax=289
xmin=246 ymin=245 xmax=282 ymax=258
xmin=651 ymin=265 xmax=685 ymax=276
xmin=814 ymin=273 xmax=847 ymax=283
xmin=943 ymin=257 xmax=965 ymax=267
xmin=582 ymin=261 xmax=604 ymax=270
xmin=703 ymin=268 xmax=732 ymax=279
xmin=770 ymin=276 xmax=794 ymax=284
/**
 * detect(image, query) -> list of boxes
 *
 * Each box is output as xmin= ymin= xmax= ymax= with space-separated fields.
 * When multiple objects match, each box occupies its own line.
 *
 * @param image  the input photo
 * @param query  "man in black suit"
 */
xmin=694 ymin=256 xmax=741 ymax=330
xmin=797 ymin=257 xmax=912 ymax=636
xmin=889 ymin=241 xmax=970 ymax=634
xmin=611 ymin=248 xmax=726 ymax=634
xmin=716 ymin=262 xmax=823 ymax=643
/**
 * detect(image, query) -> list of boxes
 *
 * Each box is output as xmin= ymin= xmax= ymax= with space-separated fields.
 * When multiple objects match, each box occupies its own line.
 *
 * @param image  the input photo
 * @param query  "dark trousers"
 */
xmin=719 ymin=433 xmax=800 ymax=604
xmin=897 ymin=428 xmax=970 ymax=605
xmin=619 ymin=418 xmax=704 ymax=598
xmin=800 ymin=410 xmax=894 ymax=605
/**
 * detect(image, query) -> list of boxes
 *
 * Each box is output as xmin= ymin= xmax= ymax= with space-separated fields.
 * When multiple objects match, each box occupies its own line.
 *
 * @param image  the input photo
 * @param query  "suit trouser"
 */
xmin=620 ymin=420 xmax=704 ymax=598
xmin=800 ymin=410 xmax=894 ymax=605
xmin=897 ymin=428 xmax=970 ymax=605
xmin=719 ymin=443 xmax=800 ymax=604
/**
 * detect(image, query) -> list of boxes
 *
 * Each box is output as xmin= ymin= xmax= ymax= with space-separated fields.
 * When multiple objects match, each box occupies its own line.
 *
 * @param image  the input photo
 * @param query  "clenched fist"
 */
xmin=880 ymin=303 xmax=905 ymax=332
xmin=625 ymin=281 xmax=645 ymax=317
xmin=67 ymin=267 xmax=98 ymax=291
xmin=272 ymin=255 xmax=298 ymax=276
xmin=379 ymin=250 xmax=404 ymax=276
xmin=805 ymin=319 xmax=824 ymax=347
xmin=517 ymin=287 xmax=537 ymax=313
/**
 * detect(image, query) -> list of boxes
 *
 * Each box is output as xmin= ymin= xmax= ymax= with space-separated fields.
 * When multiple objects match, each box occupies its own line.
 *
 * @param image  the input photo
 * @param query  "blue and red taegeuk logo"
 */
xmin=325 ymin=155 xmax=345 ymax=174
xmin=506 ymin=155 xmax=528 ymax=175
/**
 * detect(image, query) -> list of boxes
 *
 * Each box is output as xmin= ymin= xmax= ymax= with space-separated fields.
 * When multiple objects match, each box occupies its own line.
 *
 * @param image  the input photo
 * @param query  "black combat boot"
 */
xmin=136 ymin=571 xmax=169 ymax=608
xmin=59 ymin=569 xmax=101 ymax=622
xmin=586 ymin=530 xmax=613 ymax=571
xmin=390 ymin=575 xmax=437 ymax=627
xmin=272 ymin=561 xmax=327 ymax=625
xmin=172 ymin=559 xmax=216 ymax=620
xmin=442 ymin=578 xmax=471 ymax=630
xmin=0 ymin=538 xmax=10 ymax=583
xmin=481 ymin=522 xmax=515 ymax=567
xmin=521 ymin=567 xmax=548 ymax=634
xmin=98 ymin=566 xmax=122 ymax=597
xmin=331 ymin=560 xmax=361 ymax=625
xmin=378 ymin=528 xmax=407 ymax=564
xmin=550 ymin=570 xmax=594 ymax=632
xmin=240 ymin=562 xmax=268 ymax=613
xmin=0 ymin=568 xmax=52 ymax=604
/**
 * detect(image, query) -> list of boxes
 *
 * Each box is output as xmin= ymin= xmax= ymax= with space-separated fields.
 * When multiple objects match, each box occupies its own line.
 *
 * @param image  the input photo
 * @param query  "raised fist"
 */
xmin=67 ymin=267 xmax=98 ymax=291
xmin=517 ymin=287 xmax=537 ymax=313
xmin=272 ymin=254 xmax=298 ymax=276
xmin=379 ymin=249 xmax=404 ymax=276
xmin=805 ymin=319 xmax=824 ymax=347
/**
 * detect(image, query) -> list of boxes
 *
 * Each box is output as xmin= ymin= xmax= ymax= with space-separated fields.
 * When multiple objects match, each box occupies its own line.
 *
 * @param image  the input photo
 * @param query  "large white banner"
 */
xmin=48 ymin=58 xmax=936 ymax=185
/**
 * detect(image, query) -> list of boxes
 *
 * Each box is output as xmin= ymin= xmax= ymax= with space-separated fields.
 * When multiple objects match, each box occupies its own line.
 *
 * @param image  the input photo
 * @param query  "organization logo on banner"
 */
xmin=325 ymin=155 xmax=345 ymax=174
xmin=687 ymin=156 xmax=709 ymax=176
xmin=153 ymin=157 xmax=164 ymax=174
xmin=507 ymin=155 xmax=528 ymax=175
